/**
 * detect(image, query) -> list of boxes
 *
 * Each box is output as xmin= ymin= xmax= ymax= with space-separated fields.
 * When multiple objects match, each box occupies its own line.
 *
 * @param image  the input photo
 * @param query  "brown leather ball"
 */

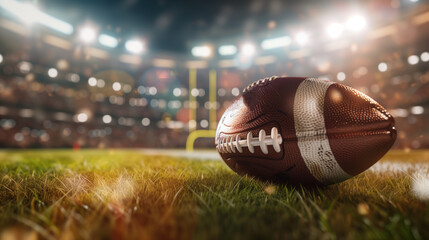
xmin=215 ymin=77 xmax=396 ymax=186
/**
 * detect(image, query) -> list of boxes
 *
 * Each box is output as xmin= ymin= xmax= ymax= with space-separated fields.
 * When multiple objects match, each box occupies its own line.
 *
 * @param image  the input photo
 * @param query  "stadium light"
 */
xmin=295 ymin=31 xmax=309 ymax=46
xmin=200 ymin=120 xmax=209 ymax=128
xmin=231 ymin=88 xmax=240 ymax=96
xmin=261 ymin=36 xmax=291 ymax=50
xmin=76 ymin=113 xmax=88 ymax=123
xmin=173 ymin=88 xmax=181 ymax=97
xmin=141 ymin=118 xmax=150 ymax=126
xmin=378 ymin=62 xmax=388 ymax=72
xmin=421 ymin=52 xmax=429 ymax=62
xmin=98 ymin=34 xmax=118 ymax=48
xmin=18 ymin=61 xmax=32 ymax=73
xmin=326 ymin=22 xmax=344 ymax=38
xmin=346 ymin=15 xmax=367 ymax=32
xmin=96 ymin=79 xmax=105 ymax=88
xmin=241 ymin=43 xmax=256 ymax=56
xmin=68 ymin=73 xmax=80 ymax=83
xmin=125 ymin=40 xmax=144 ymax=54
xmin=411 ymin=106 xmax=424 ymax=115
xmin=191 ymin=46 xmax=212 ymax=58
xmin=102 ymin=115 xmax=112 ymax=124
xmin=123 ymin=84 xmax=132 ymax=93
xmin=0 ymin=0 xmax=74 ymax=34
xmin=48 ymin=68 xmax=58 ymax=78
xmin=88 ymin=77 xmax=97 ymax=86
xmin=191 ymin=88 xmax=199 ymax=97
xmin=79 ymin=27 xmax=96 ymax=43
xmin=218 ymin=45 xmax=237 ymax=56
xmin=148 ymin=87 xmax=157 ymax=95
xmin=112 ymin=82 xmax=122 ymax=91
xmin=408 ymin=55 xmax=419 ymax=65
xmin=337 ymin=72 xmax=346 ymax=81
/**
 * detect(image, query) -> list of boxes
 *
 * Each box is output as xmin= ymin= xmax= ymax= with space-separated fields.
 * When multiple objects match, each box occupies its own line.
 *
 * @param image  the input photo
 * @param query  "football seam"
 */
xmin=242 ymin=76 xmax=278 ymax=93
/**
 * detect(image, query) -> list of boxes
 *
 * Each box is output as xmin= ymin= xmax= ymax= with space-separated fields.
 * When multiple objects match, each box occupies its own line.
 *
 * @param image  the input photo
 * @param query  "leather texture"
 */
xmin=215 ymin=77 xmax=396 ymax=186
xmin=324 ymin=83 xmax=396 ymax=176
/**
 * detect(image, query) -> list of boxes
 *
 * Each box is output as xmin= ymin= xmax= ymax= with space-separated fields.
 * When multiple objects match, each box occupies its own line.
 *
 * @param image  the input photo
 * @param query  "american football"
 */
xmin=1 ymin=0 xmax=429 ymax=239
xmin=216 ymin=77 xmax=397 ymax=185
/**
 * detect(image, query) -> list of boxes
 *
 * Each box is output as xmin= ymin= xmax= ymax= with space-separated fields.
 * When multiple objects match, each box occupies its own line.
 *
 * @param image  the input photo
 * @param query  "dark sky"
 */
xmin=39 ymin=0 xmax=361 ymax=53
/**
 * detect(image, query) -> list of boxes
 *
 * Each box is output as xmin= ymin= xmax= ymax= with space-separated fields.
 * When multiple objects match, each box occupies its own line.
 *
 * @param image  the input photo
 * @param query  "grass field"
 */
xmin=0 ymin=150 xmax=429 ymax=240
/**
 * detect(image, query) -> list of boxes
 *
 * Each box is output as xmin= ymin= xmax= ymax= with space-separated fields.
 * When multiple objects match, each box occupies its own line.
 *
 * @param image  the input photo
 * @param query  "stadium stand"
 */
xmin=0 ymin=1 xmax=428 ymax=149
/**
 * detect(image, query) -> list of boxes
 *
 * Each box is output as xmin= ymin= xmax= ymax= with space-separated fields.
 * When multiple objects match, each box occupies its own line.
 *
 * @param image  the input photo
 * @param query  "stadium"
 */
xmin=0 ymin=0 xmax=428 ymax=239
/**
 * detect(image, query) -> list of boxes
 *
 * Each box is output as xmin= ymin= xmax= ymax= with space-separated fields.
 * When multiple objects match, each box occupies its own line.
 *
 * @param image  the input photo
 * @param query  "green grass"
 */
xmin=0 ymin=149 xmax=429 ymax=240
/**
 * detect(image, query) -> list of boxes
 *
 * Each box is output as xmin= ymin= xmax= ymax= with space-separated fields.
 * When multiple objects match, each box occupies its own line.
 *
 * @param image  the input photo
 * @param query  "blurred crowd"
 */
xmin=0 ymin=4 xmax=428 ymax=149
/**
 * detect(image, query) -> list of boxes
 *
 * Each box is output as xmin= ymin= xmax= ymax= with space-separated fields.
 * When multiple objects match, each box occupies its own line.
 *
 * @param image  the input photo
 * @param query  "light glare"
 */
xmin=148 ymin=87 xmax=157 ymax=95
xmin=102 ymin=115 xmax=112 ymax=124
xmin=408 ymin=55 xmax=419 ymax=65
xmin=48 ymin=68 xmax=58 ymax=78
xmin=77 ymin=113 xmax=88 ymax=123
xmin=421 ymin=52 xmax=429 ymax=62
xmin=97 ymin=79 xmax=105 ymax=88
xmin=88 ymin=77 xmax=97 ymax=86
xmin=218 ymin=45 xmax=237 ymax=56
xmin=337 ymin=72 xmax=346 ymax=81
xmin=295 ymin=31 xmax=309 ymax=46
xmin=346 ymin=15 xmax=367 ymax=32
xmin=231 ymin=88 xmax=240 ymax=96
xmin=112 ymin=82 xmax=122 ymax=91
xmin=173 ymin=88 xmax=182 ymax=97
xmin=191 ymin=46 xmax=212 ymax=57
xmin=378 ymin=62 xmax=388 ymax=72
xmin=0 ymin=0 xmax=74 ymax=34
xmin=411 ymin=106 xmax=424 ymax=115
xmin=241 ymin=43 xmax=256 ymax=56
xmin=326 ymin=23 xmax=344 ymax=38
xmin=142 ymin=118 xmax=150 ymax=126
xmin=191 ymin=88 xmax=199 ymax=97
xmin=79 ymin=27 xmax=96 ymax=43
xmin=98 ymin=34 xmax=118 ymax=48
xmin=261 ymin=36 xmax=291 ymax=50
xmin=125 ymin=40 xmax=144 ymax=54
xmin=200 ymin=120 xmax=209 ymax=128
xmin=123 ymin=84 xmax=132 ymax=93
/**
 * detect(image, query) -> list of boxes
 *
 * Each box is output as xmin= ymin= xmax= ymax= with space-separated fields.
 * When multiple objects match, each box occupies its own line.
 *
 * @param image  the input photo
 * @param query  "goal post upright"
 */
xmin=188 ymin=69 xmax=197 ymax=132
xmin=186 ymin=69 xmax=217 ymax=152
xmin=209 ymin=69 xmax=217 ymax=130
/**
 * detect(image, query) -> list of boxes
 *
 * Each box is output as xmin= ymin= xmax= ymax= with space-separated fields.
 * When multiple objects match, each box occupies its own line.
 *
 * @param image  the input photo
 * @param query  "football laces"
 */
xmin=217 ymin=127 xmax=283 ymax=154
